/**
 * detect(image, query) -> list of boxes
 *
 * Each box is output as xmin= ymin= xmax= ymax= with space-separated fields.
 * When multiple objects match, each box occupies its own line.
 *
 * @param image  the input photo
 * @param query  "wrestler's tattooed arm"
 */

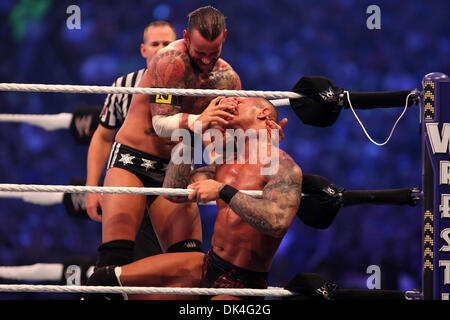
xmin=148 ymin=50 xmax=194 ymax=117
xmin=227 ymin=152 xmax=302 ymax=238
xmin=163 ymin=160 xmax=217 ymax=203
xmin=201 ymin=66 xmax=242 ymax=90
xmin=148 ymin=51 xmax=241 ymax=121
xmin=192 ymin=66 xmax=242 ymax=112
xmin=147 ymin=50 xmax=199 ymax=137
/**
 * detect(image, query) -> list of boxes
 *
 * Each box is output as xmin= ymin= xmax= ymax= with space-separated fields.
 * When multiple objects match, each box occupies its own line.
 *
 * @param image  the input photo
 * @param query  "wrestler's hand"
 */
xmin=266 ymin=117 xmax=288 ymax=143
xmin=189 ymin=96 xmax=236 ymax=132
xmin=187 ymin=180 xmax=224 ymax=203
xmin=85 ymin=193 xmax=102 ymax=222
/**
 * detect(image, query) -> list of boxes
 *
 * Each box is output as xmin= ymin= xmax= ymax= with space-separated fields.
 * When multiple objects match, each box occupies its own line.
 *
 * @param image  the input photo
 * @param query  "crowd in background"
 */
xmin=0 ymin=0 xmax=449 ymax=299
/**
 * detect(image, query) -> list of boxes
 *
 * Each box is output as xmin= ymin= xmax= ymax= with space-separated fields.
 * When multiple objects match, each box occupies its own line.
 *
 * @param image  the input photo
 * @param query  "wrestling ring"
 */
xmin=0 ymin=72 xmax=448 ymax=300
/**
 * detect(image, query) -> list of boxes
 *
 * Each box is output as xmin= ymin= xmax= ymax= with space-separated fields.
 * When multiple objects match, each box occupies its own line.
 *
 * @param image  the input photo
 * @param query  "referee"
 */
xmin=85 ymin=21 xmax=176 ymax=260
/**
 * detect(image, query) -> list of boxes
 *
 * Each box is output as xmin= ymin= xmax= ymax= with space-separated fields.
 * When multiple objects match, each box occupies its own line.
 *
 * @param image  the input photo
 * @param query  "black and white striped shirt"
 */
xmin=99 ymin=68 xmax=146 ymax=129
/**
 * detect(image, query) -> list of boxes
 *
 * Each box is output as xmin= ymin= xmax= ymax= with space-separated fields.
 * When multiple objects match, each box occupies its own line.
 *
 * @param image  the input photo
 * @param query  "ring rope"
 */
xmin=0 ymin=83 xmax=303 ymax=100
xmin=0 ymin=264 xmax=65 ymax=281
xmin=0 ymin=184 xmax=263 ymax=198
xmin=0 ymin=113 xmax=73 ymax=131
xmin=0 ymin=284 xmax=294 ymax=297
xmin=0 ymin=99 xmax=289 ymax=131
xmin=0 ymin=190 xmax=222 ymax=206
xmin=269 ymin=98 xmax=290 ymax=106
xmin=0 ymin=191 xmax=64 ymax=206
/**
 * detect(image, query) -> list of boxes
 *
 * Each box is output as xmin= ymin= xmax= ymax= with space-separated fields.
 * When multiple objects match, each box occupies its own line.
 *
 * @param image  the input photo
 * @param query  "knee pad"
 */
xmin=96 ymin=239 xmax=135 ymax=267
xmin=166 ymin=239 xmax=203 ymax=253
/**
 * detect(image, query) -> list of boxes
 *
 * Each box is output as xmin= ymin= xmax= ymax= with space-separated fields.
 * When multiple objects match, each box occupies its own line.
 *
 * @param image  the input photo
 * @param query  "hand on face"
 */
xmin=190 ymin=96 xmax=237 ymax=132
xmin=219 ymin=97 xmax=238 ymax=107
xmin=266 ymin=117 xmax=288 ymax=143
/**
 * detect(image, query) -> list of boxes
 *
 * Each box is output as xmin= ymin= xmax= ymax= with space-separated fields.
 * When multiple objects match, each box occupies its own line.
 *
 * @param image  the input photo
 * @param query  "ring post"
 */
xmin=421 ymin=72 xmax=450 ymax=300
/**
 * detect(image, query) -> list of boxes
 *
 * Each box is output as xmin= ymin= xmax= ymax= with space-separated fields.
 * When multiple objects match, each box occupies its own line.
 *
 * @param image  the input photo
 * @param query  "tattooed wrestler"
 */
xmin=86 ymin=98 xmax=301 ymax=300
xmin=96 ymin=6 xmax=241 ymax=270
xmin=98 ymin=6 xmax=286 ymax=275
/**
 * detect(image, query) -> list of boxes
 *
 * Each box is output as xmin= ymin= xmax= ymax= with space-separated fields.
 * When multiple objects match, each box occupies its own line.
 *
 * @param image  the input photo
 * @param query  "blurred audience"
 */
xmin=0 ymin=0 xmax=448 ymax=298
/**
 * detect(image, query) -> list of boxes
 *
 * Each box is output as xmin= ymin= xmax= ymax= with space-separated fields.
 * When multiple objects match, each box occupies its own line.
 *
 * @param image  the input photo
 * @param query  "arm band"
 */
xmin=219 ymin=184 xmax=239 ymax=204
xmin=152 ymin=114 xmax=200 ymax=138
xmin=149 ymin=94 xmax=183 ymax=106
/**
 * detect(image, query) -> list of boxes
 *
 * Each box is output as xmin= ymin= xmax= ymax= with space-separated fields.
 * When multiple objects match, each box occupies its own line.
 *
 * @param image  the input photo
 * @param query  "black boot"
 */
xmin=82 ymin=265 xmax=125 ymax=300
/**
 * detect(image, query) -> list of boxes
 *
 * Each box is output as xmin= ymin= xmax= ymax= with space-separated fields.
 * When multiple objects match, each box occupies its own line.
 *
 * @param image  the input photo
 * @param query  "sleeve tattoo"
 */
xmin=162 ymin=162 xmax=217 ymax=203
xmin=148 ymin=50 xmax=194 ymax=117
xmin=228 ymin=154 xmax=302 ymax=238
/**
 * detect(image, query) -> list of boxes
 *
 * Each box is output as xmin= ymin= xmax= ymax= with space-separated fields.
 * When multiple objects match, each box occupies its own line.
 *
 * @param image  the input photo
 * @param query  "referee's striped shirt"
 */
xmin=99 ymin=68 xmax=146 ymax=129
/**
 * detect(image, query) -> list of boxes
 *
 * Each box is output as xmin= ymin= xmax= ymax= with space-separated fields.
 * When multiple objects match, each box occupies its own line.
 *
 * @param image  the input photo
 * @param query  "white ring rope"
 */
xmin=269 ymin=98 xmax=291 ymax=107
xmin=0 ymin=113 xmax=72 ymax=131
xmin=0 ymin=190 xmax=223 ymax=206
xmin=0 ymin=191 xmax=64 ymax=206
xmin=0 ymin=83 xmax=303 ymax=100
xmin=0 ymin=264 xmax=65 ymax=282
xmin=0 ymin=184 xmax=263 ymax=198
xmin=0 ymin=284 xmax=294 ymax=297
xmin=0 ymin=99 xmax=289 ymax=132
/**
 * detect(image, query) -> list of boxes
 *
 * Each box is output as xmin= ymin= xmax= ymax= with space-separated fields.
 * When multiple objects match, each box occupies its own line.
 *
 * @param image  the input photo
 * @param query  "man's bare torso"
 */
xmin=212 ymin=157 xmax=285 ymax=273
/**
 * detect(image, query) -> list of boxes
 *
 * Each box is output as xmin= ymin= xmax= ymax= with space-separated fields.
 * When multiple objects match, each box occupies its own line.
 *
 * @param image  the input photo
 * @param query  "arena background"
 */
xmin=0 ymin=0 xmax=448 ymax=299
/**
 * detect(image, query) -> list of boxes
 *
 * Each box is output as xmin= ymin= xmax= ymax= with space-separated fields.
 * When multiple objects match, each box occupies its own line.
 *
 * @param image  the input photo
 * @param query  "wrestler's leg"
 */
xmin=132 ymin=206 xmax=163 ymax=261
xmin=98 ymin=167 xmax=147 ymax=266
xmin=120 ymin=252 xmax=205 ymax=300
xmin=148 ymin=196 xmax=202 ymax=252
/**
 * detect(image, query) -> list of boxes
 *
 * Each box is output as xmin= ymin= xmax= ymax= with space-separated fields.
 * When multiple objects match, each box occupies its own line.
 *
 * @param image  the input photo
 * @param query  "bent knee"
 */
xmin=102 ymin=211 xmax=143 ymax=242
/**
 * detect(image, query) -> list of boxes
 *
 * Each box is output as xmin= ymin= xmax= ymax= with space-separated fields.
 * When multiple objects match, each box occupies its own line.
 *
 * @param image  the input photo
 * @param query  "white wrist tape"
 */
xmin=152 ymin=114 xmax=200 ymax=138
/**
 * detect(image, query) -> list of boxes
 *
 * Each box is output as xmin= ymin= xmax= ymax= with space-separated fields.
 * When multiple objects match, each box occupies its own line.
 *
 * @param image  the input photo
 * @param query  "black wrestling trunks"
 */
xmin=107 ymin=142 xmax=169 ymax=187
xmin=200 ymin=249 xmax=268 ymax=300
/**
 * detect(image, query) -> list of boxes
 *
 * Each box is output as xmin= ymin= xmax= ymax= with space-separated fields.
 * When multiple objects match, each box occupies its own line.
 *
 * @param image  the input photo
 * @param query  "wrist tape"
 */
xmin=219 ymin=184 xmax=239 ymax=204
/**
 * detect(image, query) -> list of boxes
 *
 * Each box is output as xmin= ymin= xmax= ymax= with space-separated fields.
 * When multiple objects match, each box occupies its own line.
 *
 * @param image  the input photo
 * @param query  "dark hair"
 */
xmin=187 ymin=6 xmax=226 ymax=41
xmin=143 ymin=20 xmax=176 ymax=42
